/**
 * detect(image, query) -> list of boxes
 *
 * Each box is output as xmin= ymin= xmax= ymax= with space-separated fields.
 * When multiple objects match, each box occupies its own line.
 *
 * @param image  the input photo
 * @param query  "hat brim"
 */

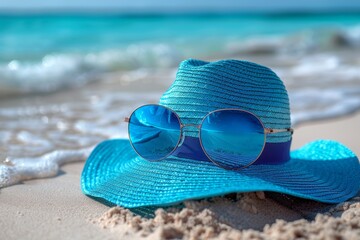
xmin=81 ymin=139 xmax=360 ymax=207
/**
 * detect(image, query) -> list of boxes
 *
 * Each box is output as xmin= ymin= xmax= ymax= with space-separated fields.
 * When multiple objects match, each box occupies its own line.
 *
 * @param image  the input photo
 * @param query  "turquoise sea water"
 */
xmin=1 ymin=13 xmax=360 ymax=61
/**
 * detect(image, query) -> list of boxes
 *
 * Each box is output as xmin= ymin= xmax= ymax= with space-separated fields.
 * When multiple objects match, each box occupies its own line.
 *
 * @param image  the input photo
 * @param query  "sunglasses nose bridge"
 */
xmin=180 ymin=124 xmax=201 ymax=131
xmin=178 ymin=124 xmax=201 ymax=147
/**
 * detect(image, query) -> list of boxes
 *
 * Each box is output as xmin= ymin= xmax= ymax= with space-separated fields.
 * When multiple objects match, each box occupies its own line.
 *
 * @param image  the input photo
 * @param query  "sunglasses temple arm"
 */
xmin=124 ymin=117 xmax=130 ymax=123
xmin=265 ymin=128 xmax=294 ymax=135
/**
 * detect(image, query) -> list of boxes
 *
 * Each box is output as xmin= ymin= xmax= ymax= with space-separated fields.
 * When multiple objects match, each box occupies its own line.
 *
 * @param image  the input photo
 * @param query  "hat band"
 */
xmin=173 ymin=136 xmax=291 ymax=165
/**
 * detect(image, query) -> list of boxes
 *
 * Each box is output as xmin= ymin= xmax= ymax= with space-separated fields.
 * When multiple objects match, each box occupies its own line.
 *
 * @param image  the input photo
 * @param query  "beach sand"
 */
xmin=1 ymin=112 xmax=359 ymax=240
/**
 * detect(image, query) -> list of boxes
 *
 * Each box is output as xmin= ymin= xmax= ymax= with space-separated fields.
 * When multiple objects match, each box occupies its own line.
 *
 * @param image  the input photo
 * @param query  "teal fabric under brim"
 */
xmin=81 ymin=139 xmax=360 ymax=207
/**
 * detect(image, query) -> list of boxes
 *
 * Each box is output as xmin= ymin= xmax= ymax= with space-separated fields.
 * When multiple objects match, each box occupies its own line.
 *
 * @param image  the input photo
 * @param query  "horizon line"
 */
xmin=1 ymin=7 xmax=360 ymax=16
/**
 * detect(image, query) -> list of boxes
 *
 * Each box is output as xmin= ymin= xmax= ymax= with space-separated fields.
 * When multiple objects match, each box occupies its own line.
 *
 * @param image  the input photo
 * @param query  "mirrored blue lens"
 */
xmin=129 ymin=105 xmax=181 ymax=161
xmin=200 ymin=110 xmax=265 ymax=169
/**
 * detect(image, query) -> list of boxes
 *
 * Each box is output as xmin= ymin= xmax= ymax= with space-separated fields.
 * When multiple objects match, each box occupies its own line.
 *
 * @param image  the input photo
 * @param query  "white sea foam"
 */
xmin=0 ymin=55 xmax=100 ymax=95
xmin=0 ymin=90 xmax=160 ymax=188
xmin=0 ymin=43 xmax=182 ymax=96
xmin=0 ymin=148 xmax=93 ymax=188
xmin=290 ymin=88 xmax=360 ymax=125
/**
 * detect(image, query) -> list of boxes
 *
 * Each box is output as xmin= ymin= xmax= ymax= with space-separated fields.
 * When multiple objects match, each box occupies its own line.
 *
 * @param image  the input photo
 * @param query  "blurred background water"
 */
xmin=1 ymin=13 xmax=360 ymax=94
xmin=0 ymin=0 xmax=360 ymax=187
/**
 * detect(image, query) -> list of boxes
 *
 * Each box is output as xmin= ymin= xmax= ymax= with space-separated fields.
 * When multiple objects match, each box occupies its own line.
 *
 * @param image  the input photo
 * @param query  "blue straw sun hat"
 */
xmin=81 ymin=59 xmax=360 ymax=207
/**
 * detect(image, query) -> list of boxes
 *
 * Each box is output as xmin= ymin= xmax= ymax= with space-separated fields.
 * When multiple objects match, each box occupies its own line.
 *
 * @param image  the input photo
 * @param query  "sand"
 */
xmin=292 ymin=113 xmax=360 ymax=157
xmin=96 ymin=195 xmax=360 ymax=240
xmin=1 ymin=113 xmax=359 ymax=240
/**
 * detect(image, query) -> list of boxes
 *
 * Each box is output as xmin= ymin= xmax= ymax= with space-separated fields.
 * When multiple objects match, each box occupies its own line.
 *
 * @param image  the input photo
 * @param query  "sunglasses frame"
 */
xmin=125 ymin=104 xmax=294 ymax=170
xmin=126 ymin=104 xmax=183 ymax=162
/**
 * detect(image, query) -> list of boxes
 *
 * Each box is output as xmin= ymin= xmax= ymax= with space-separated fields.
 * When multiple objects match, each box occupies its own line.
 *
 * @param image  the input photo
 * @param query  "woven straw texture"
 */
xmin=160 ymin=59 xmax=291 ymax=143
xmin=81 ymin=59 xmax=360 ymax=207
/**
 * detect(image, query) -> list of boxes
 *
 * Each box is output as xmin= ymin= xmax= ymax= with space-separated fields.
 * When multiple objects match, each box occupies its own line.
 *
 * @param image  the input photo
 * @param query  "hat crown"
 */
xmin=159 ymin=59 xmax=291 ymax=143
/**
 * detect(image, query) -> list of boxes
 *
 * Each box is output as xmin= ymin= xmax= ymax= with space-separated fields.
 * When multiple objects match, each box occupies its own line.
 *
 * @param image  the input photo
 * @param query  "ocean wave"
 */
xmin=0 ymin=24 xmax=359 ymax=97
xmin=0 ymin=43 xmax=182 ymax=96
xmin=290 ymin=88 xmax=360 ymax=126
xmin=226 ymin=25 xmax=360 ymax=55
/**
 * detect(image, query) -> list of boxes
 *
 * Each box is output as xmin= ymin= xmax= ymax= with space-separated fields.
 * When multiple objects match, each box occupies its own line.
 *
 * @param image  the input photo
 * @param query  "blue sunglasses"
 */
xmin=125 ymin=104 xmax=293 ymax=170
